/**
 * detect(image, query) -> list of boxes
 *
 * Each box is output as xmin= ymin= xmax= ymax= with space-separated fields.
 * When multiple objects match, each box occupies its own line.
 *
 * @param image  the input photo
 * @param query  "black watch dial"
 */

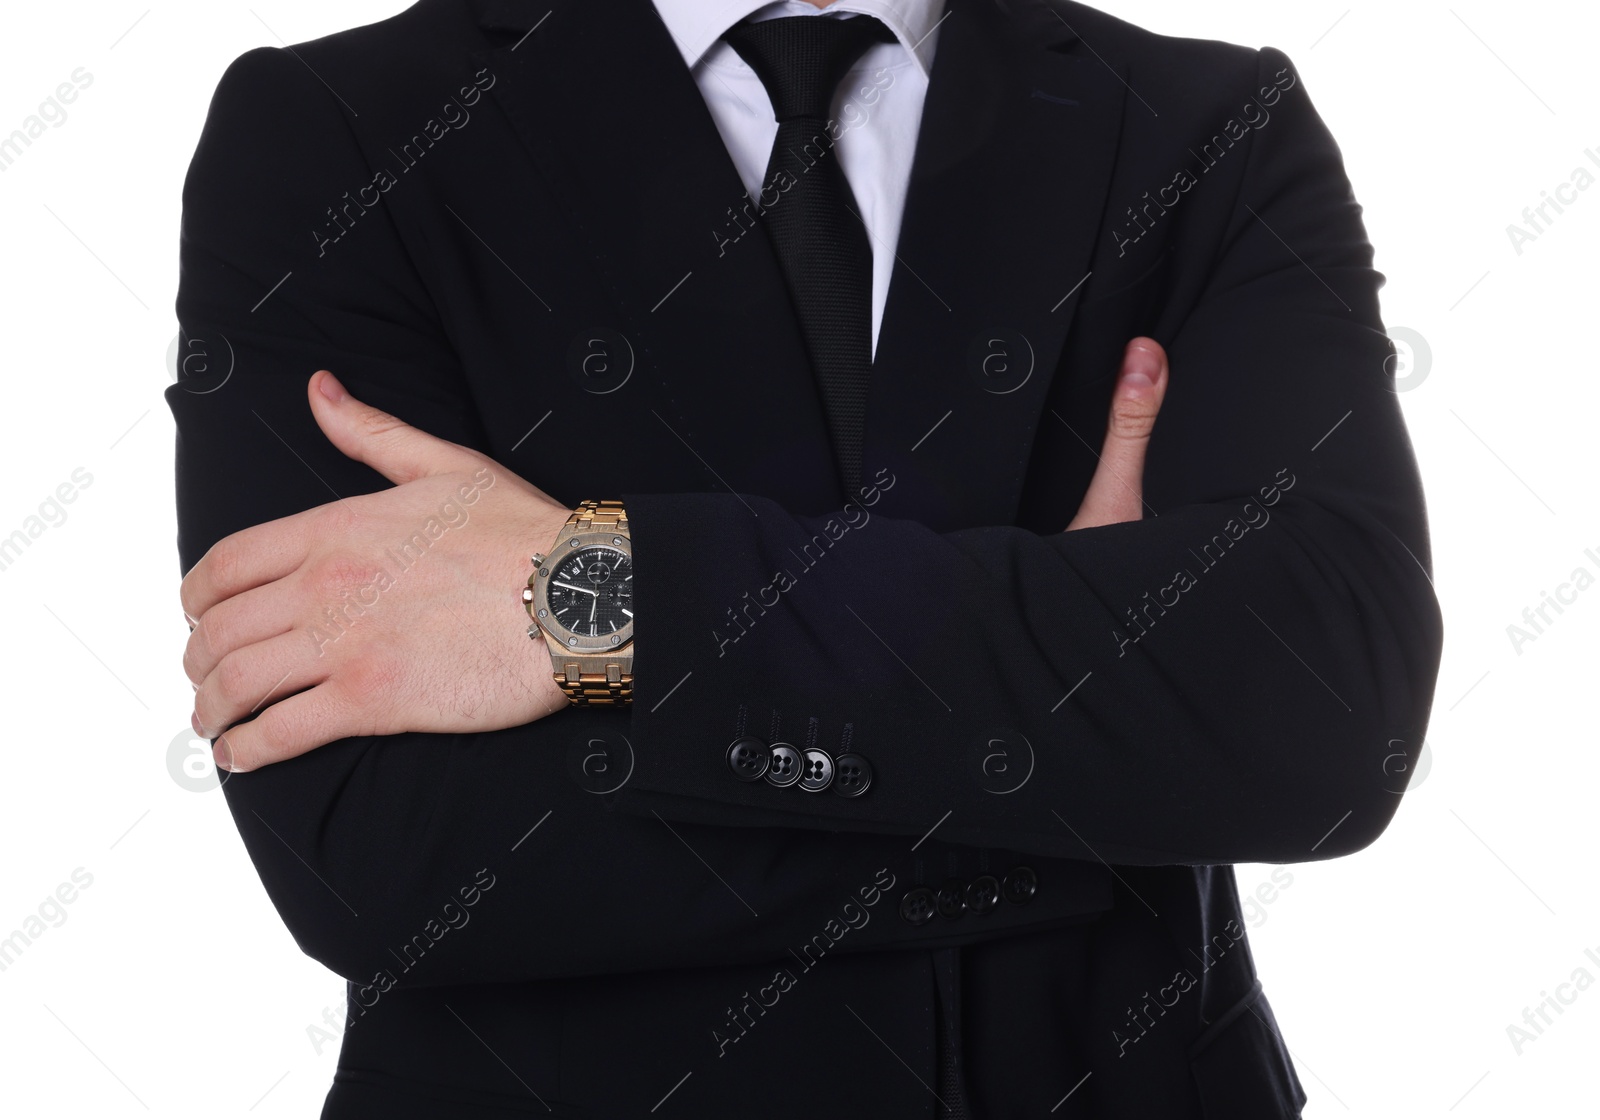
xmin=546 ymin=546 xmax=634 ymax=639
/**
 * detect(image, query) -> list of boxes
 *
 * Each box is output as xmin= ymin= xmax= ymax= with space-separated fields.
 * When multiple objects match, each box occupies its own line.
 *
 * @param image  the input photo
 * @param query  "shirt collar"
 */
xmin=651 ymin=0 xmax=947 ymax=79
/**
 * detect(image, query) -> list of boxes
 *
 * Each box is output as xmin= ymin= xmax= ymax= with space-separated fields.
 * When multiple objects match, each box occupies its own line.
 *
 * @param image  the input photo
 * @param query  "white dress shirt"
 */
xmin=650 ymin=0 xmax=947 ymax=359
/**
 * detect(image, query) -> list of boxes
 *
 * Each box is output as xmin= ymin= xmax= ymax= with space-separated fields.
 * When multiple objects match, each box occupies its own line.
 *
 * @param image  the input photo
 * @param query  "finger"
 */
xmin=180 ymin=508 xmax=322 ymax=621
xmin=213 ymin=681 xmax=357 ymax=772
xmin=1066 ymin=337 xmax=1169 ymax=531
xmin=194 ymin=628 xmax=331 ymax=740
xmin=309 ymin=370 xmax=486 ymax=485
xmin=184 ymin=575 xmax=308 ymax=686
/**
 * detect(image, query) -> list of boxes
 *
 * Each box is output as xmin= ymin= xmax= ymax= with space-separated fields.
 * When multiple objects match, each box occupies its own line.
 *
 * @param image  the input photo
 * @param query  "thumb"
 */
xmin=308 ymin=370 xmax=484 ymax=485
xmin=1066 ymin=338 xmax=1169 ymax=531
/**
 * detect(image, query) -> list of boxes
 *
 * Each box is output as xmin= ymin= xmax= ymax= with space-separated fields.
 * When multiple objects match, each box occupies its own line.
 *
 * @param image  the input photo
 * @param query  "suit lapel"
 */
xmin=466 ymin=0 xmax=1128 ymax=524
xmin=868 ymin=0 xmax=1127 ymax=530
xmin=469 ymin=0 xmax=845 ymax=510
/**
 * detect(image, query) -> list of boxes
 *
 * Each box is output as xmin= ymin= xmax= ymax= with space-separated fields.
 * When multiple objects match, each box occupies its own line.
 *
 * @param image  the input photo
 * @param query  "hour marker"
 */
xmin=621 ymin=608 xmax=633 ymax=617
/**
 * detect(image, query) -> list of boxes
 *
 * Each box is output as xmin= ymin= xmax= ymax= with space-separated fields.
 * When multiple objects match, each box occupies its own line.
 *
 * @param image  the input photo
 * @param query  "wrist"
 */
xmin=523 ymin=501 xmax=634 ymax=705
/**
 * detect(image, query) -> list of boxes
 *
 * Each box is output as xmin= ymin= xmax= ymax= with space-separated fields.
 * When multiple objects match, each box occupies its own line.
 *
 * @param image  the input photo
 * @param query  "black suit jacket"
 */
xmin=167 ymin=0 xmax=1443 ymax=1116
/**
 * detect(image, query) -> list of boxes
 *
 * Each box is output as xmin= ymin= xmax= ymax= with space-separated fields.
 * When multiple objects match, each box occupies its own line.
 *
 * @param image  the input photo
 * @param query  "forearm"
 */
xmin=604 ymin=45 xmax=1443 ymax=864
xmin=212 ymin=719 xmax=1115 ymax=987
xmin=618 ymin=463 xmax=1439 ymax=865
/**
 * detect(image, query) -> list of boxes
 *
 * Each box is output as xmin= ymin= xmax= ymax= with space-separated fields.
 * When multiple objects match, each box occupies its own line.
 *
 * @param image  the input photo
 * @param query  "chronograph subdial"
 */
xmin=544 ymin=545 xmax=634 ymax=640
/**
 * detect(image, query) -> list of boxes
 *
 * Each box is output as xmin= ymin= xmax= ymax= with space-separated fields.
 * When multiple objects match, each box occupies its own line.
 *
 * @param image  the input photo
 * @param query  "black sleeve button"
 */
xmin=899 ymin=886 xmax=937 ymax=926
xmin=1002 ymin=866 xmax=1038 ymax=905
xmin=798 ymin=747 xmax=835 ymax=792
xmin=966 ymin=874 xmax=1000 ymax=915
xmin=764 ymin=742 xmax=803 ymax=787
xmin=726 ymin=736 xmax=769 ymax=782
xmin=832 ymin=752 xmax=873 ymax=798
xmin=936 ymin=878 xmax=968 ymax=919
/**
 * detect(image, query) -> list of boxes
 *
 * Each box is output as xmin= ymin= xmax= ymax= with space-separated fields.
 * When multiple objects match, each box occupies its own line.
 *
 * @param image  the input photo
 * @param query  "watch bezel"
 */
xmin=528 ymin=530 xmax=635 ymax=652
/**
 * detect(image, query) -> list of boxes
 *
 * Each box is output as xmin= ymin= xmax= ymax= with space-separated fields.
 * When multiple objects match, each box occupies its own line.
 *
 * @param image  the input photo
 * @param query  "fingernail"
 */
xmin=214 ymin=737 xmax=236 ymax=773
xmin=318 ymin=371 xmax=348 ymax=403
xmin=191 ymin=710 xmax=206 ymax=738
xmin=1120 ymin=348 xmax=1160 ymax=394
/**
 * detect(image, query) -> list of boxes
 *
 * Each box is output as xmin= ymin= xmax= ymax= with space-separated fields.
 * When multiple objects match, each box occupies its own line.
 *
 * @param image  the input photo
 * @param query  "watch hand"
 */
xmin=553 ymin=580 xmax=598 ymax=597
xmin=588 ymin=594 xmax=597 ymax=623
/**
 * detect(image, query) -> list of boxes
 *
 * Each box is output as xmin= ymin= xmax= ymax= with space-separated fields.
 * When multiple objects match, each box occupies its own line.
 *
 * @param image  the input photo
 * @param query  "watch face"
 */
xmin=545 ymin=545 xmax=634 ymax=641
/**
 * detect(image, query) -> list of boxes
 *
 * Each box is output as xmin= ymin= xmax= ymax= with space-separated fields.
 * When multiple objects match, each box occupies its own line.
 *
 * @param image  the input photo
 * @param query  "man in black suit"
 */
xmin=168 ymin=0 xmax=1443 ymax=1116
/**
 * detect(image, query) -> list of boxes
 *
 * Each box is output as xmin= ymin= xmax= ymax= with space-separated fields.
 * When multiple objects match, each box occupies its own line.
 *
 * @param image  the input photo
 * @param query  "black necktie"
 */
xmin=721 ymin=14 xmax=895 ymax=497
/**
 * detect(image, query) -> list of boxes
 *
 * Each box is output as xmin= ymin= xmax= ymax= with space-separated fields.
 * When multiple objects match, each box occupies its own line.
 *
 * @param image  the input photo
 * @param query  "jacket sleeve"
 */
xmin=615 ymin=45 xmax=1444 ymax=865
xmin=168 ymin=46 xmax=1115 ymax=991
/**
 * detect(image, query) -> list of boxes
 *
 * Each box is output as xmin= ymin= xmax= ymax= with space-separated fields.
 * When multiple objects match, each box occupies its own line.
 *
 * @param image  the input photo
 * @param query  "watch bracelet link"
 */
xmin=555 ymin=663 xmax=633 ymax=705
xmin=567 ymin=498 xmax=629 ymax=536
xmin=546 ymin=500 xmax=632 ymax=706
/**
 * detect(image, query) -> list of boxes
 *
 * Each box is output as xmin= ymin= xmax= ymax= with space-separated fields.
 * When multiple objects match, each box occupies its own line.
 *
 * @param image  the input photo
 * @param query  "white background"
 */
xmin=0 ymin=1 xmax=1594 ymax=1116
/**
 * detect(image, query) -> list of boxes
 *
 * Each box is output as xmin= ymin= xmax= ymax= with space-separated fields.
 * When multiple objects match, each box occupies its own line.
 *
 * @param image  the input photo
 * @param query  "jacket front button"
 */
xmin=966 ymin=874 xmax=1000 ymax=915
xmin=725 ymin=736 xmax=769 ymax=782
xmin=1002 ymin=865 xmax=1038 ymax=905
xmin=899 ymin=886 xmax=938 ymax=926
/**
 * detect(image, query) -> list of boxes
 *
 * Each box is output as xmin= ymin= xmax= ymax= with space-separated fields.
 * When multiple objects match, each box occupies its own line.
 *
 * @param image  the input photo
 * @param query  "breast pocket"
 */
xmin=1076 ymin=247 xmax=1171 ymax=332
xmin=1053 ymin=247 xmax=1174 ymax=409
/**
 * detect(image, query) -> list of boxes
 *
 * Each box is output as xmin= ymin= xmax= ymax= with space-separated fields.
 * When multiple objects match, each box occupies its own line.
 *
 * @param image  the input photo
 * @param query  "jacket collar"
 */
xmin=649 ymin=0 xmax=948 ymax=77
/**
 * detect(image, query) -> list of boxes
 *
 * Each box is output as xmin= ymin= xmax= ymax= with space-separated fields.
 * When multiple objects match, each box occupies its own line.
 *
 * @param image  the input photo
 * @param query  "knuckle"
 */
xmin=194 ymin=608 xmax=230 ymax=662
xmin=340 ymin=655 xmax=401 ymax=700
xmin=360 ymin=409 xmax=405 ymax=438
xmin=310 ymin=552 xmax=378 ymax=599
xmin=214 ymin=653 xmax=254 ymax=709
xmin=204 ymin=535 xmax=245 ymax=592
xmin=253 ymin=705 xmax=295 ymax=759
xmin=1109 ymin=399 xmax=1159 ymax=440
xmin=374 ymin=428 xmax=412 ymax=461
xmin=181 ymin=631 xmax=207 ymax=685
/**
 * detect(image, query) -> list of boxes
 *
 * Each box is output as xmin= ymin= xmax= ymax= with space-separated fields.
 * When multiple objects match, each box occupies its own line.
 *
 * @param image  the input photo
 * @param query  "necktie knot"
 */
xmin=721 ymin=14 xmax=896 ymax=123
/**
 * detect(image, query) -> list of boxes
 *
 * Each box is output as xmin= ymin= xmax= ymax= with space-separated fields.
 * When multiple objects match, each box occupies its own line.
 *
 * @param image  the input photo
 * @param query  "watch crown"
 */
xmin=521 ymin=588 xmax=535 ymax=603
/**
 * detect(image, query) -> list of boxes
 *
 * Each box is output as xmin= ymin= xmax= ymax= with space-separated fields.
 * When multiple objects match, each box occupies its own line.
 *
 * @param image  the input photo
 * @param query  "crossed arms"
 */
xmin=167 ymin=44 xmax=1441 ymax=988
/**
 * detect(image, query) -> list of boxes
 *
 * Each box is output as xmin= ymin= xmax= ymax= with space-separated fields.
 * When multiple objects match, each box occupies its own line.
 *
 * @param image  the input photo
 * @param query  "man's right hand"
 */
xmin=1066 ymin=337 xmax=1170 ymax=531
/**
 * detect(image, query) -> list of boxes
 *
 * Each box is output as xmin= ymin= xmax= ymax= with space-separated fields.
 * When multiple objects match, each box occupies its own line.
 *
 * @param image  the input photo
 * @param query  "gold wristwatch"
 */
xmin=523 ymin=500 xmax=634 ymax=705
